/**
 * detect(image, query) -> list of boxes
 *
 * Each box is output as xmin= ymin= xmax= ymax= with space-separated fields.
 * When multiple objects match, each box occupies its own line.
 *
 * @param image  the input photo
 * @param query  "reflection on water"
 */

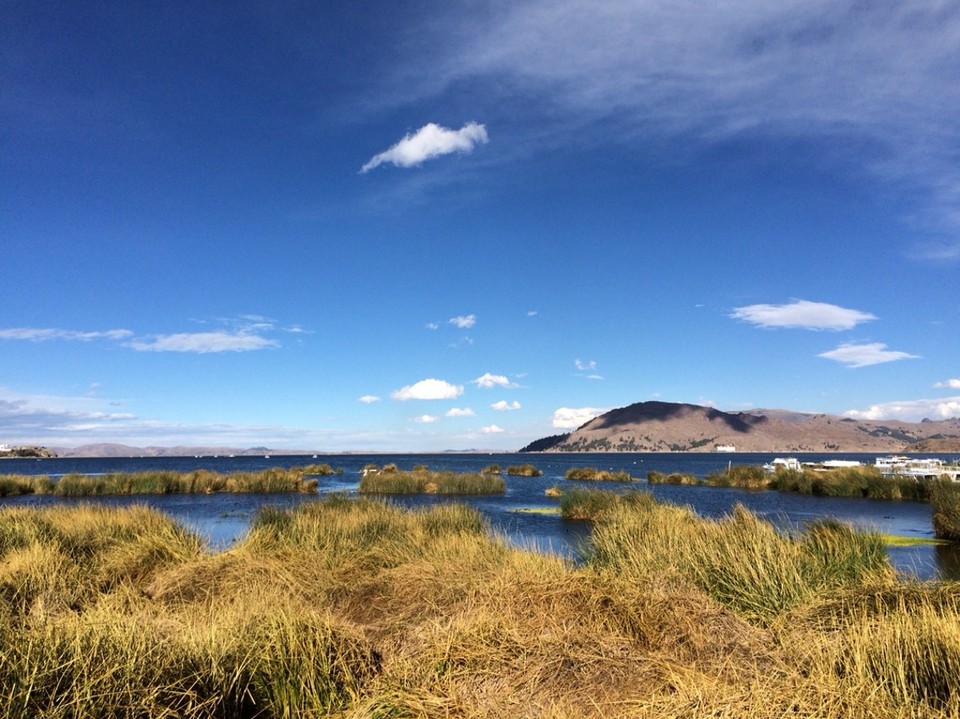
xmin=2 ymin=452 xmax=959 ymax=579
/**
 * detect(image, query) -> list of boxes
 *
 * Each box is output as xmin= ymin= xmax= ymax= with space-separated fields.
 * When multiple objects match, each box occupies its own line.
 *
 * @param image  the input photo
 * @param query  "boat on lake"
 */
xmin=763 ymin=457 xmax=802 ymax=473
xmin=874 ymin=455 xmax=960 ymax=480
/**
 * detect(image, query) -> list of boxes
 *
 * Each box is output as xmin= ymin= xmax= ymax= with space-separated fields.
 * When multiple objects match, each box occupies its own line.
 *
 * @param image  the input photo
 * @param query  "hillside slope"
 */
xmin=520 ymin=401 xmax=960 ymax=453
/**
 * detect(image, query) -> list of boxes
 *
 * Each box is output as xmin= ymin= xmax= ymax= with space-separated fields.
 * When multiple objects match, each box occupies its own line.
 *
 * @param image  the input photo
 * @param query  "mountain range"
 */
xmin=519 ymin=402 xmax=960 ymax=453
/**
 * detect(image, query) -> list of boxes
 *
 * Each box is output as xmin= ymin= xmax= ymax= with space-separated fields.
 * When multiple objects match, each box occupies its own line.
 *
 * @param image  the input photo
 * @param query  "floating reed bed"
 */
xmin=646 ymin=470 xmax=698 ymax=485
xmin=2 ymin=495 xmax=959 ymax=717
xmin=358 ymin=468 xmax=505 ymax=495
xmin=564 ymin=467 xmax=634 ymax=482
xmin=506 ymin=463 xmax=542 ymax=476
xmin=704 ymin=464 xmax=936 ymax=500
xmin=0 ymin=467 xmax=320 ymax=498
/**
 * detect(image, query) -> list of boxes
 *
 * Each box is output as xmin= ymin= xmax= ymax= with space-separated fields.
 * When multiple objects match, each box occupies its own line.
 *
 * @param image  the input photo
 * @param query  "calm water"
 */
xmin=3 ymin=452 xmax=958 ymax=580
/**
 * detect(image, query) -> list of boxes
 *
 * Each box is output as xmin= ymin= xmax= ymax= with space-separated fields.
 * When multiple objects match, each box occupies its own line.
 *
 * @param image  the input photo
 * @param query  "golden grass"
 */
xmin=1 ymin=494 xmax=957 ymax=717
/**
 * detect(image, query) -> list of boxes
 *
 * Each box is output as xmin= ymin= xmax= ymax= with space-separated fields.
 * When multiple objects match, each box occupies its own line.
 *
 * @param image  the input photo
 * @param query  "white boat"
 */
xmin=875 ymin=455 xmax=960 ymax=481
xmin=763 ymin=457 xmax=801 ymax=473
xmin=715 ymin=444 xmax=736 ymax=453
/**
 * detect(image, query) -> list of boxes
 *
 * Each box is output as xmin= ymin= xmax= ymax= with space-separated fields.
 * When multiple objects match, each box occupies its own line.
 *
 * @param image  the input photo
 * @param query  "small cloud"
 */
xmin=481 ymin=424 xmax=504 ymax=434
xmin=552 ymin=407 xmax=607 ymax=429
xmin=818 ymin=342 xmax=920 ymax=368
xmin=129 ymin=331 xmax=279 ymax=353
xmin=426 ymin=322 xmax=439 ymax=330
xmin=412 ymin=414 xmax=438 ymax=424
xmin=472 ymin=372 xmax=517 ymax=389
xmin=358 ymin=395 xmax=381 ymax=404
xmin=448 ymin=314 xmax=476 ymax=329
xmin=0 ymin=327 xmax=134 ymax=342
xmin=574 ymin=358 xmax=597 ymax=371
xmin=731 ymin=300 xmax=877 ymax=330
xmin=361 ymin=122 xmax=488 ymax=172
xmin=934 ymin=378 xmax=960 ymax=389
xmin=527 ymin=310 xmax=538 ymax=317
xmin=391 ymin=378 xmax=464 ymax=400
xmin=491 ymin=400 xmax=521 ymax=411
xmin=844 ymin=397 xmax=960 ymax=422
xmin=446 ymin=407 xmax=475 ymax=417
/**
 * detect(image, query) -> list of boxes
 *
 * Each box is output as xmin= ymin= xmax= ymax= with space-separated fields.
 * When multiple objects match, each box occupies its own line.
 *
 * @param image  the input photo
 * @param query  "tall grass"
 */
xmin=587 ymin=494 xmax=893 ymax=622
xmin=564 ymin=467 xmax=633 ymax=481
xmin=506 ymin=464 xmax=542 ymax=476
xmin=48 ymin=468 xmax=318 ymax=497
xmin=0 ymin=474 xmax=54 ymax=496
xmin=706 ymin=464 xmax=770 ymax=489
xmin=3 ymin=494 xmax=958 ymax=718
xmin=931 ymin=479 xmax=960 ymax=541
xmin=358 ymin=469 xmax=505 ymax=495
xmin=769 ymin=466 xmax=929 ymax=500
xmin=646 ymin=470 xmax=698 ymax=485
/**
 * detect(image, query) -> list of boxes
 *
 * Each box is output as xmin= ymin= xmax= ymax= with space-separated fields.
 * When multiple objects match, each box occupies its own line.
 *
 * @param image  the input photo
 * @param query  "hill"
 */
xmin=519 ymin=401 xmax=960 ymax=453
xmin=48 ymin=444 xmax=317 ymax=458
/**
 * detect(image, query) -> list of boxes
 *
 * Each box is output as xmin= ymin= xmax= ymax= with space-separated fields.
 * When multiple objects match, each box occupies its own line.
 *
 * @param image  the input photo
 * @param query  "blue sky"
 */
xmin=2 ymin=1 xmax=959 ymax=451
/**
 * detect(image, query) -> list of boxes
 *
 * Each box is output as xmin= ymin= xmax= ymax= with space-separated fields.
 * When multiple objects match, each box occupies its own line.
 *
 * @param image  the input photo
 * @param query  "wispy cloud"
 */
xmin=844 ymin=397 xmax=960 ymax=422
xmin=472 ymin=372 xmax=517 ymax=389
xmin=491 ymin=400 xmax=521 ymax=411
xmin=574 ymin=358 xmax=596 ymax=371
xmin=426 ymin=322 xmax=440 ymax=330
xmin=361 ymin=122 xmax=488 ymax=172
xmin=480 ymin=424 xmax=504 ymax=434
xmin=412 ymin=414 xmax=438 ymax=424
xmin=358 ymin=395 xmax=381 ymax=404
xmin=818 ymin=342 xmax=919 ymax=368
xmin=128 ymin=331 xmax=279 ymax=353
xmin=410 ymin=2 xmax=960 ymax=256
xmin=0 ymin=327 xmax=133 ymax=342
xmin=391 ymin=378 xmax=464 ymax=400
xmin=935 ymin=378 xmax=960 ymax=389
xmin=446 ymin=407 xmax=475 ymax=417
xmin=0 ymin=318 xmax=294 ymax=354
xmin=731 ymin=300 xmax=877 ymax=330
xmin=448 ymin=314 xmax=476 ymax=329
xmin=552 ymin=406 xmax=607 ymax=429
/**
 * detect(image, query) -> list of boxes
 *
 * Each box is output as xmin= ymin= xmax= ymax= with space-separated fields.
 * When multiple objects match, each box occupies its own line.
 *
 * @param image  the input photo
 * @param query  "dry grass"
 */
xmin=1 ymin=495 xmax=957 ymax=718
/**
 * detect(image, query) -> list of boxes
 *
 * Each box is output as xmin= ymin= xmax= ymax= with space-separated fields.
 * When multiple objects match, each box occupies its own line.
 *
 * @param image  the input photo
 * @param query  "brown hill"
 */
xmin=519 ymin=401 xmax=960 ymax=453
xmin=49 ymin=444 xmax=317 ymax=458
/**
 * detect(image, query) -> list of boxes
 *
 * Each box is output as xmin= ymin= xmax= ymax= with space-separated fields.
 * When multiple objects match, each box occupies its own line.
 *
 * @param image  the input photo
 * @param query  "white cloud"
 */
xmin=731 ymin=300 xmax=877 ymax=330
xmin=391 ymin=378 xmax=464 ymax=400
xmin=844 ymin=397 xmax=960 ymax=422
xmin=0 ymin=327 xmax=134 ymax=342
xmin=412 ymin=414 xmax=438 ymax=424
xmin=527 ymin=310 xmax=538 ymax=317
xmin=426 ymin=322 xmax=440 ymax=330
xmin=448 ymin=314 xmax=476 ymax=329
xmin=472 ymin=372 xmax=517 ymax=389
xmin=552 ymin=406 xmax=607 ymax=429
xmin=361 ymin=122 xmax=488 ymax=172
xmin=128 ymin=331 xmax=279 ymax=353
xmin=934 ymin=378 xmax=960 ymax=389
xmin=817 ymin=342 xmax=920 ymax=368
xmin=446 ymin=407 xmax=475 ymax=417
xmin=575 ymin=358 xmax=597 ymax=371
xmin=358 ymin=395 xmax=381 ymax=404
xmin=491 ymin=400 xmax=521 ymax=411
xmin=481 ymin=424 xmax=504 ymax=434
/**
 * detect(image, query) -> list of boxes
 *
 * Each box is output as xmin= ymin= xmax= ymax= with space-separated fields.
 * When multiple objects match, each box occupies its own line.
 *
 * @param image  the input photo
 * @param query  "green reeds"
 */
xmin=0 ymin=474 xmax=54 ymax=496
xmin=46 ymin=468 xmax=318 ymax=497
xmin=506 ymin=463 xmax=542 ymax=476
xmin=559 ymin=487 xmax=654 ymax=520
xmin=358 ymin=469 xmax=505 ymax=495
xmin=705 ymin=464 xmax=770 ymax=489
xmin=647 ymin=470 xmax=698 ymax=485
xmin=769 ymin=465 xmax=929 ymax=500
xmin=931 ymin=479 xmax=960 ymax=541
xmin=587 ymin=493 xmax=893 ymax=622
xmin=564 ymin=467 xmax=633 ymax=481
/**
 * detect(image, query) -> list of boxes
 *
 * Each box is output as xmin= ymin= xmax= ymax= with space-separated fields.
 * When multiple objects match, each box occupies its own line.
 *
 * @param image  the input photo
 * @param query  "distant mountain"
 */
xmin=49 ymin=444 xmax=318 ymax=458
xmin=518 ymin=401 xmax=960 ymax=453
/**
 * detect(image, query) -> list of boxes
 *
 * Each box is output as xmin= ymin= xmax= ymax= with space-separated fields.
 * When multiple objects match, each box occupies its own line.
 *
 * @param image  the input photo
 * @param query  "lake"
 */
xmin=2 ymin=451 xmax=958 ymax=579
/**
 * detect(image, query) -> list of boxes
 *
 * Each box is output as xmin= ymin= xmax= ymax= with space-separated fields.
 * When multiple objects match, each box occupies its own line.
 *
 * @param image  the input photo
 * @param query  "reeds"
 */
xmin=506 ymin=463 xmax=542 ymax=476
xmin=931 ymin=479 xmax=960 ymax=541
xmin=2 ymin=494 xmax=957 ymax=718
xmin=647 ymin=470 xmax=698 ymax=485
xmin=706 ymin=464 xmax=770 ymax=489
xmin=43 ymin=467 xmax=319 ymax=497
xmin=565 ymin=467 xmax=634 ymax=481
xmin=358 ymin=469 xmax=506 ymax=495
xmin=768 ymin=466 xmax=929 ymax=500
xmin=0 ymin=474 xmax=54 ymax=496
